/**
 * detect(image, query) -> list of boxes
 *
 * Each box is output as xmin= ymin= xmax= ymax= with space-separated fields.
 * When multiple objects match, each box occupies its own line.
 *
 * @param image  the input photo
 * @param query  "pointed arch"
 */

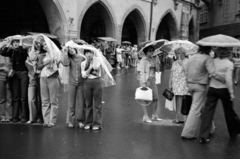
xmin=77 ymin=0 xmax=117 ymax=42
xmin=155 ymin=9 xmax=178 ymax=40
xmin=120 ymin=5 xmax=147 ymax=44
xmin=188 ymin=17 xmax=195 ymax=42
xmin=38 ymin=0 xmax=68 ymax=42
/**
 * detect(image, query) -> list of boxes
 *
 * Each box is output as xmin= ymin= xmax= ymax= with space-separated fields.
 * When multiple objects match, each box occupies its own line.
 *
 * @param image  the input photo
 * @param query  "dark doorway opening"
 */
xmin=122 ymin=17 xmax=138 ymax=45
xmin=189 ymin=19 xmax=194 ymax=42
xmin=0 ymin=0 xmax=49 ymax=39
xmin=156 ymin=16 xmax=171 ymax=40
xmin=80 ymin=2 xmax=114 ymax=43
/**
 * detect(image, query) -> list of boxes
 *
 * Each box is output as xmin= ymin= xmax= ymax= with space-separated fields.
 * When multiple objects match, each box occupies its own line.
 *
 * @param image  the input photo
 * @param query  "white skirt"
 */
xmin=117 ymin=54 xmax=122 ymax=62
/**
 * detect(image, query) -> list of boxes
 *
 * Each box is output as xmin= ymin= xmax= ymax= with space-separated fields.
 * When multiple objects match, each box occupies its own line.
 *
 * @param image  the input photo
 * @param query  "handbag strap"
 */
xmin=135 ymin=99 xmax=152 ymax=106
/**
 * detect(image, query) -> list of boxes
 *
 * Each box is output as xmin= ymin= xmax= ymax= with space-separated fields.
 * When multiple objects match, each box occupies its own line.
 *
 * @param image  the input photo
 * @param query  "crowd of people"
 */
xmin=1 ymin=33 xmax=240 ymax=143
xmin=138 ymin=43 xmax=240 ymax=143
xmin=0 ymin=35 xmax=115 ymax=130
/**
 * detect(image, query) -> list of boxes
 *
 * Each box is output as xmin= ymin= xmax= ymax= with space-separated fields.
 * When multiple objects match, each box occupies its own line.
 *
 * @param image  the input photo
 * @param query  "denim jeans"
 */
xmin=181 ymin=83 xmax=207 ymax=138
xmin=66 ymin=83 xmax=85 ymax=125
xmin=40 ymin=76 xmax=59 ymax=124
xmin=0 ymin=81 xmax=12 ymax=120
xmin=28 ymin=73 xmax=42 ymax=122
xmin=84 ymin=78 xmax=103 ymax=128
xmin=11 ymin=71 xmax=29 ymax=121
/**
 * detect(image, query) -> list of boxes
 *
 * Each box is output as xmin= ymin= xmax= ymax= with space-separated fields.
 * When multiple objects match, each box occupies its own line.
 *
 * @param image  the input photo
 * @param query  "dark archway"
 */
xmin=121 ymin=9 xmax=145 ymax=45
xmin=188 ymin=18 xmax=194 ymax=42
xmin=156 ymin=12 xmax=178 ymax=41
xmin=80 ymin=2 xmax=114 ymax=43
xmin=0 ymin=0 xmax=49 ymax=38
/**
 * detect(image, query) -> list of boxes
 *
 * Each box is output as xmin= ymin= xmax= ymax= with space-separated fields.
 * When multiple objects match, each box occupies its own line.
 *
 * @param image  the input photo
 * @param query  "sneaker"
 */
xmin=79 ymin=122 xmax=84 ymax=128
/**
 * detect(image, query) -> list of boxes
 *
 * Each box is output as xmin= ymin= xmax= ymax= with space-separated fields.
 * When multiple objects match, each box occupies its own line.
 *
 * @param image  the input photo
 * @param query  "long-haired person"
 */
xmin=0 ymin=36 xmax=29 ymax=123
xmin=26 ymin=36 xmax=45 ymax=124
xmin=62 ymin=41 xmax=86 ymax=128
xmin=139 ymin=45 xmax=162 ymax=123
xmin=199 ymin=47 xmax=240 ymax=143
xmin=36 ymin=34 xmax=62 ymax=128
xmin=81 ymin=45 xmax=115 ymax=130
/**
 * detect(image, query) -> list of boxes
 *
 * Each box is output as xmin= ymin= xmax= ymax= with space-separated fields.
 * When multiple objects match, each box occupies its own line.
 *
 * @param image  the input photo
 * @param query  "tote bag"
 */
xmin=155 ymin=72 xmax=161 ymax=84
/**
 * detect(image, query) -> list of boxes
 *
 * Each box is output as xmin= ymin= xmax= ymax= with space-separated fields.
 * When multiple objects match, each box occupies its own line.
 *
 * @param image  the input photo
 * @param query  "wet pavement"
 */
xmin=1 ymin=68 xmax=240 ymax=159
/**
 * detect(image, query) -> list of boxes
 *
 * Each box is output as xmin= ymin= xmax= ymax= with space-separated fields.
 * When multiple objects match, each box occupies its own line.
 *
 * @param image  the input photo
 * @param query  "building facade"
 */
xmin=200 ymin=0 xmax=240 ymax=39
xmin=0 ymin=0 xmax=200 ymax=44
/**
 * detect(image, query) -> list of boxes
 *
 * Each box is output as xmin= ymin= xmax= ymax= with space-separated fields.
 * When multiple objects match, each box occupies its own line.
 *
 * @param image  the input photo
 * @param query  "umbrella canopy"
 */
xmin=27 ymin=32 xmax=57 ymax=39
xmin=98 ymin=37 xmax=117 ymax=42
xmin=73 ymin=39 xmax=87 ymax=45
xmin=139 ymin=39 xmax=169 ymax=53
xmin=122 ymin=41 xmax=132 ymax=45
xmin=196 ymin=34 xmax=240 ymax=47
xmin=160 ymin=40 xmax=198 ymax=55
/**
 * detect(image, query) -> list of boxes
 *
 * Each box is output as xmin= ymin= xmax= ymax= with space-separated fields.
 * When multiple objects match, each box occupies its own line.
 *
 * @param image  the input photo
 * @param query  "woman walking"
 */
xmin=199 ymin=47 xmax=240 ymax=143
xmin=139 ymin=45 xmax=162 ymax=123
xmin=169 ymin=47 xmax=188 ymax=124
xmin=62 ymin=42 xmax=86 ymax=128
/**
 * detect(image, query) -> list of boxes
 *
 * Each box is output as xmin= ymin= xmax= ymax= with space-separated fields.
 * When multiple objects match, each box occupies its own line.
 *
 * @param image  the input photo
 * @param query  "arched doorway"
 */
xmin=80 ymin=2 xmax=115 ymax=43
xmin=121 ymin=9 xmax=146 ymax=45
xmin=0 ymin=0 xmax=49 ymax=38
xmin=0 ymin=0 xmax=66 ymax=42
xmin=156 ymin=12 xmax=178 ymax=41
xmin=188 ymin=18 xmax=194 ymax=42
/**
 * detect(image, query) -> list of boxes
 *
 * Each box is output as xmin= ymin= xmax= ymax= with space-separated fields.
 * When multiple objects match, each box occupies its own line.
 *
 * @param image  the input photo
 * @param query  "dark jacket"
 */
xmin=0 ymin=46 xmax=28 ymax=72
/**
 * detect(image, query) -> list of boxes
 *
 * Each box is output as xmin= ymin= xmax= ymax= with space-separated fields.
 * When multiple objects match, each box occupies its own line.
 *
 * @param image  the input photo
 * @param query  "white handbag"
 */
xmin=135 ymin=87 xmax=153 ymax=101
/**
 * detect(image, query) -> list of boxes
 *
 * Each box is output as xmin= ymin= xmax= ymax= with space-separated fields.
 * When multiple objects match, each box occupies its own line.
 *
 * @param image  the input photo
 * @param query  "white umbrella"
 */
xmin=98 ymin=37 xmax=117 ymax=42
xmin=196 ymin=34 xmax=240 ymax=47
xmin=160 ymin=40 xmax=198 ymax=55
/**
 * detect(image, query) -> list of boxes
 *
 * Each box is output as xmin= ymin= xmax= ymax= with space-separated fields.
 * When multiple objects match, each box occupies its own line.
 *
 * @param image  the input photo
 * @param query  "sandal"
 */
xmin=47 ymin=123 xmax=55 ymax=128
xmin=84 ymin=125 xmax=90 ymax=130
xmin=92 ymin=127 xmax=100 ymax=130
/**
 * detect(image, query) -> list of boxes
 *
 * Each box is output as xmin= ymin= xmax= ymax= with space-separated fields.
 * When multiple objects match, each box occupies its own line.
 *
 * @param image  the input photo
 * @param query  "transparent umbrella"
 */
xmin=160 ymin=40 xmax=198 ymax=55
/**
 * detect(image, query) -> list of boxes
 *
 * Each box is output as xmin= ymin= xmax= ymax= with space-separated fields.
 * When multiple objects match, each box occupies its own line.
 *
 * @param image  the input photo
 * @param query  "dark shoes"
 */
xmin=172 ymin=120 xmax=184 ymax=124
xmin=199 ymin=138 xmax=210 ymax=144
xmin=181 ymin=136 xmax=197 ymax=140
